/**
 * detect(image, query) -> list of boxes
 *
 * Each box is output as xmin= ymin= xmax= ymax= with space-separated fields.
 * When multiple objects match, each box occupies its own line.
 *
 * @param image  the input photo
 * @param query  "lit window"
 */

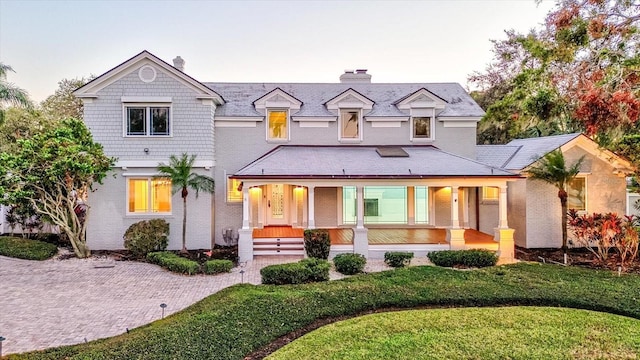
xmin=340 ymin=109 xmax=360 ymax=140
xmin=267 ymin=110 xmax=288 ymax=140
xmin=482 ymin=187 xmax=499 ymax=202
xmin=412 ymin=117 xmax=432 ymax=139
xmin=128 ymin=178 xmax=172 ymax=214
xmin=567 ymin=177 xmax=586 ymax=211
xmin=125 ymin=105 xmax=170 ymax=136
xmin=227 ymin=177 xmax=243 ymax=203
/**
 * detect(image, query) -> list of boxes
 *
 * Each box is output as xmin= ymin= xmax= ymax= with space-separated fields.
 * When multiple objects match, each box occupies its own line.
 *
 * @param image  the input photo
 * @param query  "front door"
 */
xmin=266 ymin=184 xmax=288 ymax=225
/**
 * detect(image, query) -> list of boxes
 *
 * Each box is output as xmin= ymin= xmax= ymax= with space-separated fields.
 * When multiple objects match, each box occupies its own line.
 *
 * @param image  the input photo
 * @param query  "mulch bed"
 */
xmin=516 ymin=246 xmax=640 ymax=274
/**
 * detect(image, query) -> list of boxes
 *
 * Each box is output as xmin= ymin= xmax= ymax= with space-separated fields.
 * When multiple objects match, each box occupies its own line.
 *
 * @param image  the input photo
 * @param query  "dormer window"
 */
xmin=267 ymin=109 xmax=289 ymax=141
xmin=411 ymin=116 xmax=433 ymax=140
xmin=340 ymin=109 xmax=361 ymax=140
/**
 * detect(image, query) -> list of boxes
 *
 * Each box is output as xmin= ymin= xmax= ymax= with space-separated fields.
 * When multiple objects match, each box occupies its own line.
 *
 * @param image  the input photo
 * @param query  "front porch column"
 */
xmin=447 ymin=186 xmax=465 ymax=250
xmin=353 ymin=185 xmax=368 ymax=256
xmin=495 ymin=185 xmax=515 ymax=262
xmin=307 ymin=186 xmax=316 ymax=229
xmin=238 ymin=186 xmax=253 ymax=263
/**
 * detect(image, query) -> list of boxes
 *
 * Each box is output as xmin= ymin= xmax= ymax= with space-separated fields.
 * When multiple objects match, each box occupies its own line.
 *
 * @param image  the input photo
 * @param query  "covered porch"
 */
xmin=233 ymin=145 xmax=519 ymax=262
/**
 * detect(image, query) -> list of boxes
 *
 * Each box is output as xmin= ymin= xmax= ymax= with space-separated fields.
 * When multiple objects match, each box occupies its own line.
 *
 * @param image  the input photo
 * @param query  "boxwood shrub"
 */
xmin=333 ymin=253 xmax=366 ymax=275
xmin=0 ymin=236 xmax=58 ymax=260
xmin=123 ymin=219 xmax=169 ymax=258
xmin=261 ymin=258 xmax=330 ymax=285
xmin=384 ymin=251 xmax=414 ymax=268
xmin=304 ymin=229 xmax=331 ymax=259
xmin=204 ymin=259 xmax=233 ymax=274
xmin=147 ymin=252 xmax=200 ymax=275
xmin=428 ymin=249 xmax=498 ymax=268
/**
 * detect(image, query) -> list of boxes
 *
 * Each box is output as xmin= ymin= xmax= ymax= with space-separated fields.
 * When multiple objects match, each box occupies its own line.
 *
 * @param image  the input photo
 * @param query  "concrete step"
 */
xmin=253 ymin=249 xmax=305 ymax=256
xmin=253 ymin=243 xmax=305 ymax=250
xmin=253 ymin=237 xmax=303 ymax=244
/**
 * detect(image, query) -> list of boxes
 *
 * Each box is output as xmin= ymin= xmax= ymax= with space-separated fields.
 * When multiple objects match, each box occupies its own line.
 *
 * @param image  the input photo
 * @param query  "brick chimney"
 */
xmin=339 ymin=69 xmax=371 ymax=83
xmin=173 ymin=56 xmax=185 ymax=72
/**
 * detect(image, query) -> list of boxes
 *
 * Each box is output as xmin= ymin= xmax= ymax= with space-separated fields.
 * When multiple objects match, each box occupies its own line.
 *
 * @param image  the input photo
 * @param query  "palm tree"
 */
xmin=0 ymin=63 xmax=31 ymax=108
xmin=157 ymin=154 xmax=214 ymax=253
xmin=526 ymin=149 xmax=584 ymax=264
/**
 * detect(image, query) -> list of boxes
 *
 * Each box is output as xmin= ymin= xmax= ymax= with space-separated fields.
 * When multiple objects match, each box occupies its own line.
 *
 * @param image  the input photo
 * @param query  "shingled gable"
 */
xmin=393 ymin=87 xmax=448 ymax=109
xmin=324 ymin=88 xmax=375 ymax=110
xmin=73 ymin=50 xmax=224 ymax=105
xmin=252 ymin=87 xmax=303 ymax=110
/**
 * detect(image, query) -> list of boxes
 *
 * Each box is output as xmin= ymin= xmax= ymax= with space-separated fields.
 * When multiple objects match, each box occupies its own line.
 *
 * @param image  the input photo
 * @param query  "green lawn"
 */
xmin=268 ymin=307 xmax=640 ymax=360
xmin=0 ymin=236 xmax=58 ymax=260
xmin=8 ymin=263 xmax=640 ymax=360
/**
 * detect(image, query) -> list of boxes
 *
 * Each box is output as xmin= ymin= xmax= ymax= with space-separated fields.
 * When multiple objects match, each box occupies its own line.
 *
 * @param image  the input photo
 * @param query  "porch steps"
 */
xmin=253 ymin=237 xmax=305 ymax=256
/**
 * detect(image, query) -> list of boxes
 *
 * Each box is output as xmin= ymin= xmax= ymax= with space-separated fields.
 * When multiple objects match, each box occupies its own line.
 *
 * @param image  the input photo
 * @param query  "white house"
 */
xmin=71 ymin=51 xmax=634 ymax=262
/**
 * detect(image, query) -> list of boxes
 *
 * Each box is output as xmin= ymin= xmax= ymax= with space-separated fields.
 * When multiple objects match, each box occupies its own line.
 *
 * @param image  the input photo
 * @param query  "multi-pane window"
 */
xmin=482 ymin=186 xmax=499 ymax=202
xmin=412 ymin=117 xmax=432 ymax=139
xmin=125 ymin=106 xmax=170 ymax=136
xmin=267 ymin=110 xmax=288 ymax=140
xmin=567 ymin=177 xmax=586 ymax=211
xmin=128 ymin=178 xmax=172 ymax=214
xmin=340 ymin=109 xmax=360 ymax=139
xmin=227 ymin=177 xmax=243 ymax=203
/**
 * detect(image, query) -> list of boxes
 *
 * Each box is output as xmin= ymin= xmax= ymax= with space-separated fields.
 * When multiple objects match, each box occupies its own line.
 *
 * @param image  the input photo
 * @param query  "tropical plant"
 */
xmin=157 ymin=153 xmax=214 ymax=253
xmin=0 ymin=118 xmax=114 ymax=258
xmin=0 ymin=62 xmax=32 ymax=124
xmin=526 ymin=149 xmax=584 ymax=264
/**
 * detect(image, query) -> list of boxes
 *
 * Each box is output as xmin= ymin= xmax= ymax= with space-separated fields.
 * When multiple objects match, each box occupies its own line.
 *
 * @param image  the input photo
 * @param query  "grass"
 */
xmin=268 ymin=307 xmax=640 ymax=359
xmin=7 ymin=263 xmax=640 ymax=359
xmin=0 ymin=236 xmax=58 ymax=260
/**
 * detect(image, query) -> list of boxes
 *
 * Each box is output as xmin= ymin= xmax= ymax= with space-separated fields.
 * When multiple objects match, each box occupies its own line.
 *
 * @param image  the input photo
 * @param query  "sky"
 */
xmin=0 ymin=0 xmax=556 ymax=103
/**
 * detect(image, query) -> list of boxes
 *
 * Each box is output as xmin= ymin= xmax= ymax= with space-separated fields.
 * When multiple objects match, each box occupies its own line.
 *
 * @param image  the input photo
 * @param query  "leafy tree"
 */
xmin=0 ymin=63 xmax=32 ymax=123
xmin=526 ymin=149 xmax=585 ymax=263
xmin=40 ymin=76 xmax=93 ymax=122
xmin=0 ymin=118 xmax=114 ymax=258
xmin=157 ymin=154 xmax=214 ymax=253
xmin=0 ymin=107 xmax=49 ymax=153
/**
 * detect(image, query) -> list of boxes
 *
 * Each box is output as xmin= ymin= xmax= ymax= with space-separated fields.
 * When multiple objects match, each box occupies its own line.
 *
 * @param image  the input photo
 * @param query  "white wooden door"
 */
xmin=266 ymin=184 xmax=288 ymax=225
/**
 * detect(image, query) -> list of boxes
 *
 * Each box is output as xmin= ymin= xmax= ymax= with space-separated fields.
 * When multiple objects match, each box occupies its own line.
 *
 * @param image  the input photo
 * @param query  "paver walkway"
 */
xmin=0 ymin=253 xmax=431 ymax=355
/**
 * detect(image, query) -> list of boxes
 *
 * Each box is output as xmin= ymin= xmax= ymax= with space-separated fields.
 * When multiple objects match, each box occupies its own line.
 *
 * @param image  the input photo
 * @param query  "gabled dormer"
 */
xmin=394 ymin=88 xmax=447 ymax=142
xmin=325 ymin=89 xmax=374 ymax=142
xmin=253 ymin=88 xmax=302 ymax=142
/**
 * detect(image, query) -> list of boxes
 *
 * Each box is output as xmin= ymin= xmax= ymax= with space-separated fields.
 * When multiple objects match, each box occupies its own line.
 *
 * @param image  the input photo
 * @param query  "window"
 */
xmin=567 ymin=177 xmax=586 ymax=211
xmin=415 ymin=186 xmax=429 ymax=224
xmin=340 ymin=109 xmax=360 ymax=140
xmin=364 ymin=199 xmax=379 ymax=216
xmin=227 ymin=177 xmax=243 ymax=203
xmin=412 ymin=117 xmax=432 ymax=139
xmin=267 ymin=109 xmax=288 ymax=141
xmin=482 ymin=187 xmax=499 ymax=202
xmin=125 ymin=105 xmax=170 ymax=136
xmin=128 ymin=178 xmax=172 ymax=214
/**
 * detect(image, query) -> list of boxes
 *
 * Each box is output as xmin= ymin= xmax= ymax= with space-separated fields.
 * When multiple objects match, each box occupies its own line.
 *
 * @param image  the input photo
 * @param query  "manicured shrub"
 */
xmin=147 ymin=251 xmax=200 ymax=275
xmin=333 ymin=253 xmax=366 ymax=275
xmin=304 ymin=229 xmax=331 ymax=259
xmin=0 ymin=236 xmax=58 ymax=260
xmin=428 ymin=249 xmax=498 ymax=268
xmin=261 ymin=258 xmax=330 ymax=285
xmin=123 ymin=219 xmax=169 ymax=258
xmin=384 ymin=251 xmax=414 ymax=268
xmin=204 ymin=259 xmax=233 ymax=274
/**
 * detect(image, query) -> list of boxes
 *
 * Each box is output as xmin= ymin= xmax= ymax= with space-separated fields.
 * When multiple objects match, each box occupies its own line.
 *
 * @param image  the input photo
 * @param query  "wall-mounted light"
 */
xmin=144 ymin=148 xmax=149 ymax=154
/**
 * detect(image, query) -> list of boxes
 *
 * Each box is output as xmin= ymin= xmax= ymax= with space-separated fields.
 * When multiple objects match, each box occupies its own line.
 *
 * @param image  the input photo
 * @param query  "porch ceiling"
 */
xmin=233 ymin=145 xmax=518 ymax=179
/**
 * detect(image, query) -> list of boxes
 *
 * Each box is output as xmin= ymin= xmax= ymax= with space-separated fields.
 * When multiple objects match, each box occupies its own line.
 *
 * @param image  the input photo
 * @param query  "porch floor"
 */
xmin=252 ymin=226 xmax=496 ymax=246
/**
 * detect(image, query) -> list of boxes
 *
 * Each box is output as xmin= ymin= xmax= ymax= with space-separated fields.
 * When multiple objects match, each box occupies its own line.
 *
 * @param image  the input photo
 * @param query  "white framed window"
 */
xmin=227 ymin=177 xmax=243 ymax=203
xmin=411 ymin=116 xmax=433 ymax=140
xmin=339 ymin=109 xmax=362 ymax=141
xmin=567 ymin=177 xmax=586 ymax=211
xmin=266 ymin=109 xmax=289 ymax=141
xmin=123 ymin=104 xmax=171 ymax=137
xmin=482 ymin=186 xmax=499 ymax=202
xmin=127 ymin=178 xmax=172 ymax=214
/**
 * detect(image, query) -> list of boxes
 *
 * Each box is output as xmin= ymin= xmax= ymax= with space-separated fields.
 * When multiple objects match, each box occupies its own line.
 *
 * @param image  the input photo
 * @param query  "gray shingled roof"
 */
xmin=233 ymin=145 xmax=516 ymax=179
xmin=205 ymin=83 xmax=484 ymax=118
xmin=476 ymin=133 xmax=582 ymax=170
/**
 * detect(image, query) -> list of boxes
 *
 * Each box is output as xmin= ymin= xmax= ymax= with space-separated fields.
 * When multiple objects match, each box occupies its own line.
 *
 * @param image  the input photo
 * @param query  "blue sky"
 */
xmin=0 ymin=0 xmax=555 ymax=102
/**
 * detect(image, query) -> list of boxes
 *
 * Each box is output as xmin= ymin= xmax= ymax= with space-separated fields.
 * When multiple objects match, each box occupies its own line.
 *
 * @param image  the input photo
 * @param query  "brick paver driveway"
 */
xmin=0 ymin=254 xmax=291 ymax=355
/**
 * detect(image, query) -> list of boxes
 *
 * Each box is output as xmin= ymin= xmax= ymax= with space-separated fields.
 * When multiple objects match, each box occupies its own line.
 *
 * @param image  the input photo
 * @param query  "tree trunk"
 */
xmin=559 ymin=188 xmax=568 ymax=264
xmin=67 ymin=231 xmax=91 ymax=258
xmin=181 ymin=192 xmax=188 ymax=253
